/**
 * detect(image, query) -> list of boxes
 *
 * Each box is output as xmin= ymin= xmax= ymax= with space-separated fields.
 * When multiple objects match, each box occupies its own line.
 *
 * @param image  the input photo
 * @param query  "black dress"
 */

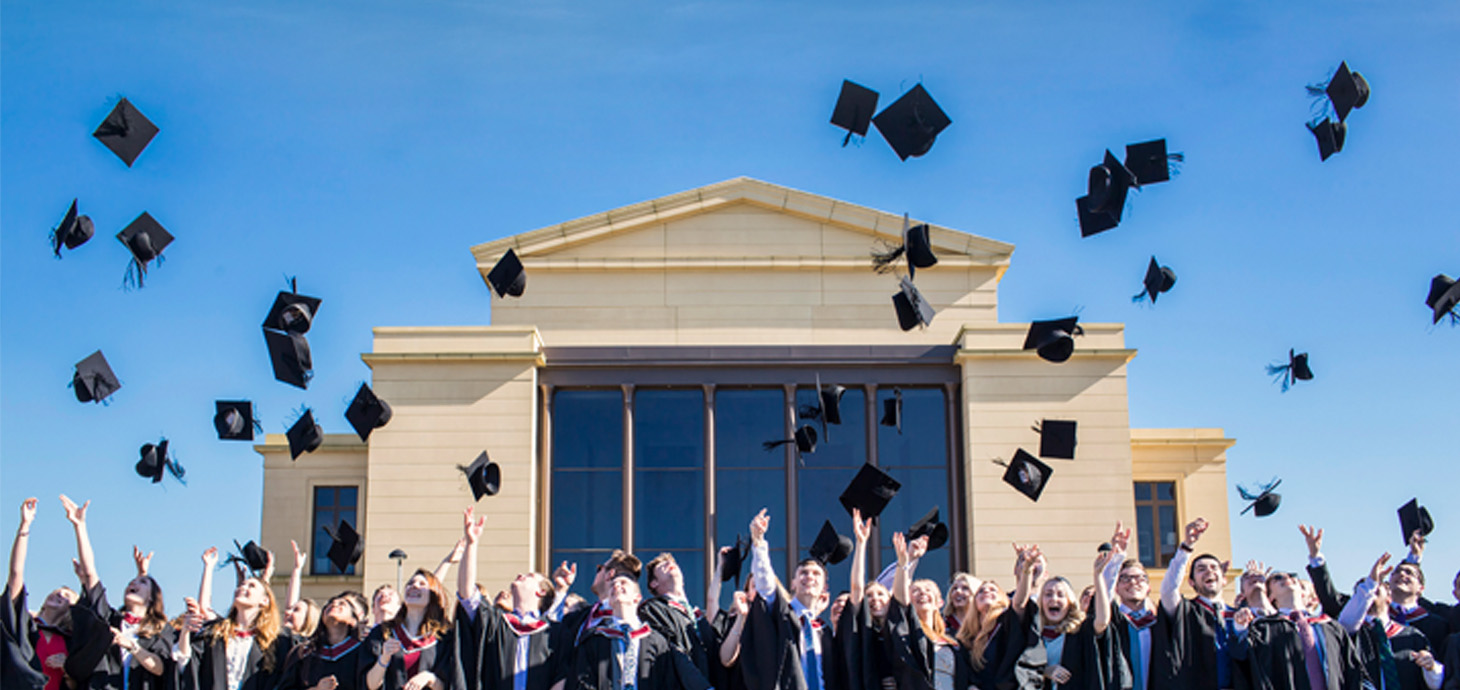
xmin=0 ymin=585 xmax=52 ymax=690
xmin=180 ymin=619 xmax=295 ymax=690
xmin=357 ymin=622 xmax=454 ymax=690
xmin=277 ymin=635 xmax=366 ymax=690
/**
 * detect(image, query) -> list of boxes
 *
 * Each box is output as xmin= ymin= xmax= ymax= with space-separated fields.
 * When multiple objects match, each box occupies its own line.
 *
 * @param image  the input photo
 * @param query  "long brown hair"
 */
xmin=209 ymin=578 xmax=283 ymax=671
xmin=385 ymin=569 xmax=452 ymax=639
xmin=956 ymin=581 xmax=1009 ymax=670
xmin=912 ymin=579 xmax=957 ymax=646
xmin=130 ymin=576 xmax=170 ymax=638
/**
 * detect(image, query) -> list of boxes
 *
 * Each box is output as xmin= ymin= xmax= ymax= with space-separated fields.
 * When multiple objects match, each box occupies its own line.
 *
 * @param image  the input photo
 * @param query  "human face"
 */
xmin=608 ymin=575 xmax=641 ymax=609
xmin=403 ymin=573 xmax=432 ymax=607
xmin=651 ymin=559 xmax=683 ymax=597
xmin=1040 ymin=580 xmax=1072 ymax=623
xmin=1389 ymin=564 xmax=1423 ymax=599
xmin=510 ymin=573 xmax=548 ymax=609
xmin=285 ymin=600 xmax=310 ymax=631
xmin=910 ymin=581 xmax=942 ymax=614
xmin=829 ymin=593 xmax=850 ymax=623
xmin=1079 ymin=586 xmax=1095 ymax=612
xmin=973 ymin=581 xmax=1002 ymax=613
xmin=1116 ymin=566 xmax=1150 ymax=605
xmin=374 ymin=587 xmax=401 ymax=620
xmin=233 ymin=578 xmax=269 ymax=609
xmin=947 ymin=577 xmax=974 ymax=611
xmin=322 ymin=596 xmax=359 ymax=628
xmin=123 ymin=575 xmax=154 ymax=608
xmin=865 ymin=583 xmax=891 ymax=620
xmin=40 ymin=588 xmax=78 ymax=621
xmin=1190 ymin=557 xmax=1225 ymax=599
xmin=792 ymin=562 xmax=827 ymax=601
xmin=1266 ymin=572 xmax=1298 ymax=608
xmin=591 ymin=559 xmax=615 ymax=598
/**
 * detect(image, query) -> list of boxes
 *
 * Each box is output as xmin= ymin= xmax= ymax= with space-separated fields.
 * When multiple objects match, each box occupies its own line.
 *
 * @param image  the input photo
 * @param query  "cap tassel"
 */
xmin=1131 ymin=290 xmax=1151 ymax=304
xmin=870 ymin=241 xmax=907 ymax=274
xmin=166 ymin=459 xmax=187 ymax=486
xmin=1264 ymin=362 xmax=1295 ymax=392
xmin=124 ymin=258 xmax=147 ymax=290
xmin=1166 ymin=152 xmax=1185 ymax=178
xmin=762 ymin=439 xmax=793 ymax=451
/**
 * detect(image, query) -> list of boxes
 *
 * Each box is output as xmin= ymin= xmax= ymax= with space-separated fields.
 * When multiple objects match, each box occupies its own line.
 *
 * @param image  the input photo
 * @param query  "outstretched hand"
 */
xmin=1407 ymin=529 xmax=1426 ymax=562
xmin=202 ymin=546 xmax=219 ymax=568
xmin=59 ymin=495 xmax=88 ymax=527
xmin=1369 ymin=552 xmax=1393 ymax=584
xmin=19 ymin=498 xmax=37 ymax=528
xmin=133 ymin=546 xmax=153 ymax=577
xmin=552 ymin=561 xmax=577 ymax=592
xmin=1299 ymin=525 xmax=1323 ymax=559
xmin=893 ymin=531 xmax=909 ymax=565
xmin=291 ymin=540 xmax=306 ymax=571
xmin=852 ymin=508 xmax=872 ymax=544
xmin=1183 ymin=518 xmax=1209 ymax=548
xmin=463 ymin=506 xmax=486 ymax=544
xmin=908 ymin=535 xmax=929 ymax=561
xmin=750 ymin=509 xmax=770 ymax=544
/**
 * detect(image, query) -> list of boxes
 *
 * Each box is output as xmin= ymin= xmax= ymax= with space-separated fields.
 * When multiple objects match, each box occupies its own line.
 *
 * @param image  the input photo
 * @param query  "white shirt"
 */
xmin=224 ymin=634 xmax=255 ymax=690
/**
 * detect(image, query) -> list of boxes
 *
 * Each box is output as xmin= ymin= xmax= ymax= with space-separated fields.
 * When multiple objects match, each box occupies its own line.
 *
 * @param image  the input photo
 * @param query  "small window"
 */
xmin=1133 ymin=481 xmax=1178 ymax=568
xmin=313 ymin=486 xmax=359 ymax=575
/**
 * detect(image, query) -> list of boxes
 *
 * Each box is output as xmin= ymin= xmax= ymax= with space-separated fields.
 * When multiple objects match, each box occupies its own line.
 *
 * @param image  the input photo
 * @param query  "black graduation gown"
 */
xmin=1232 ymin=614 xmax=1363 ymax=690
xmin=276 ymin=636 xmax=366 ymax=690
xmin=740 ymin=593 xmax=833 ymax=690
xmin=65 ymin=582 xmax=177 ymax=690
xmin=1441 ymin=632 xmax=1459 ymax=690
xmin=1014 ymin=602 xmax=1128 ymax=690
xmin=358 ymin=623 xmax=454 ymax=690
xmin=181 ymin=620 xmax=296 ymax=690
xmin=1110 ymin=603 xmax=1178 ymax=690
xmin=458 ymin=601 xmax=560 ymax=690
xmin=561 ymin=625 xmax=711 ymax=690
xmin=1352 ymin=620 xmax=1430 ymax=690
xmin=1164 ymin=597 xmax=1238 ymax=690
xmin=707 ymin=609 xmax=748 ymax=690
xmin=1403 ymin=599 xmax=1455 ymax=661
xmin=888 ymin=601 xmax=975 ymax=690
xmin=639 ymin=596 xmax=714 ymax=680
xmin=1 ymin=586 xmax=49 ymax=690
xmin=962 ymin=606 xmax=1028 ymax=690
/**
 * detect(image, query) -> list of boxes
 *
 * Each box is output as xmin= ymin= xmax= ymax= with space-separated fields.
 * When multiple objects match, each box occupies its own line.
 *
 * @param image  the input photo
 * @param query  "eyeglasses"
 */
xmin=1118 ymin=574 xmax=1150 ymax=584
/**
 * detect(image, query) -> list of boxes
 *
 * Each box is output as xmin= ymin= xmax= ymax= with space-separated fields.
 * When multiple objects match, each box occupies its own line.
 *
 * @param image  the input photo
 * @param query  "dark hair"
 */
xmin=604 ymin=550 xmax=642 ymax=581
xmin=1189 ymin=553 xmax=1223 ymax=581
xmin=796 ymin=558 xmax=828 ymax=581
xmin=385 ymin=570 xmax=452 ymax=639
xmin=1392 ymin=562 xmax=1425 ymax=587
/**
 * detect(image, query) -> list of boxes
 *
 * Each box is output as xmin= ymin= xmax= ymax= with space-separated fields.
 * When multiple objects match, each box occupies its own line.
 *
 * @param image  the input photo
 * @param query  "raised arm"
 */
xmin=748 ymin=509 xmax=779 ymax=602
xmin=891 ymin=532 xmax=913 ymax=606
xmin=459 ymin=508 xmax=485 ymax=603
xmin=1163 ymin=518 xmax=1207 ymax=614
xmin=60 ymin=495 xmax=99 ymax=590
xmin=705 ymin=546 xmax=729 ymax=621
xmin=1300 ymin=525 xmax=1347 ymax=618
xmin=1012 ymin=544 xmax=1039 ymax=617
xmin=1092 ymin=546 xmax=1117 ymax=634
xmin=849 ymin=508 xmax=870 ymax=606
xmin=719 ymin=590 xmax=751 ymax=667
xmin=435 ymin=538 xmax=466 ymax=584
xmin=284 ymin=540 xmax=304 ymax=608
xmin=1339 ymin=553 xmax=1392 ymax=633
xmin=132 ymin=545 xmax=153 ymax=579
xmin=197 ymin=547 xmax=218 ymax=619
xmin=7 ymin=499 xmax=37 ymax=601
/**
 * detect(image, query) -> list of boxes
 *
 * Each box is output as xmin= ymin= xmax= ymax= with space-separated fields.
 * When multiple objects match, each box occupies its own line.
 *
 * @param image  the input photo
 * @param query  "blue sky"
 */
xmin=2 ymin=0 xmax=1456 ymax=612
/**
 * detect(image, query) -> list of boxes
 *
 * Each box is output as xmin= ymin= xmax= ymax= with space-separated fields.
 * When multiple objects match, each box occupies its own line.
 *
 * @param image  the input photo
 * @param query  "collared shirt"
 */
xmin=224 ymin=633 xmax=255 ymax=690
xmin=1120 ymin=603 xmax=1155 ymax=690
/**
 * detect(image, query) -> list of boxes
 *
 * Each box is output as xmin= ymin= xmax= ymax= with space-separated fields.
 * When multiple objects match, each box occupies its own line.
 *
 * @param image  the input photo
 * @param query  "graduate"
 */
xmin=839 ymin=507 xmax=921 ymax=690
xmin=360 ymin=568 xmax=455 ymax=690
xmin=373 ymin=587 xmax=403 ymax=631
xmin=1014 ymin=540 xmax=1119 ymax=690
xmin=283 ymin=540 xmax=321 ymax=639
xmin=454 ymin=506 xmax=561 ymax=690
xmin=639 ymin=553 xmax=715 ymax=679
xmin=1229 ymin=569 xmax=1364 ymax=690
xmin=1337 ymin=552 xmax=1445 ymax=690
xmin=556 ymin=572 xmax=711 ymax=690
xmin=175 ymin=558 xmax=294 ymax=690
xmin=3 ymin=498 xmax=79 ymax=690
xmin=713 ymin=582 xmax=755 ymax=690
xmin=739 ymin=508 xmax=834 ymax=690
xmin=58 ymin=495 xmax=176 ymax=690
xmin=1159 ymin=517 xmax=1239 ymax=690
xmin=277 ymin=591 xmax=371 ymax=690
xmin=942 ymin=574 xmax=979 ymax=638
xmin=550 ymin=551 xmax=642 ymax=645
xmin=953 ymin=543 xmax=1032 ymax=690
xmin=1099 ymin=520 xmax=1178 ymax=690
xmin=895 ymin=531 xmax=972 ymax=690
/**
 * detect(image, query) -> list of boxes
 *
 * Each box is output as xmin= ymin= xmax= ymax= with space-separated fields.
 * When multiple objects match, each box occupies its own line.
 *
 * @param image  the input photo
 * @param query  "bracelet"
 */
xmin=16 ymin=531 xmax=28 ymax=537
xmin=377 ymin=658 xmax=390 ymax=669
xmin=1177 ymin=543 xmax=1194 ymax=553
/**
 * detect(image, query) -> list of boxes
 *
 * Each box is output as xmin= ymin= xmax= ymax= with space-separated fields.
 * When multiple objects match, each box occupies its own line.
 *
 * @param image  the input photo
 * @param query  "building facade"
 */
xmin=257 ymin=177 xmax=1233 ymax=604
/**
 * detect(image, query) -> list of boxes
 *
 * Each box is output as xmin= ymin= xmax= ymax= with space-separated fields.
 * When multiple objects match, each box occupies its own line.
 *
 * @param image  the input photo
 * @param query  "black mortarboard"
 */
xmin=1077 ymin=195 xmax=1120 ymax=238
xmin=1023 ymin=317 xmax=1083 ymax=364
xmin=872 ymin=214 xmax=938 ymax=279
xmin=1087 ymin=150 xmax=1135 ymax=217
xmin=1002 ymin=449 xmax=1052 ymax=502
xmin=92 ymin=98 xmax=159 ymax=167
xmin=488 ymin=249 xmax=526 ymax=298
xmin=1425 ymin=274 xmax=1460 ymax=324
xmin=1308 ymin=118 xmax=1346 ymax=161
xmin=763 ymin=424 xmax=818 ymax=455
xmin=908 ymin=506 xmax=949 ymax=551
xmin=1124 ymin=139 xmax=1180 ymax=186
xmin=345 ymin=383 xmax=392 ymax=442
xmin=263 ymin=328 xmax=313 ymax=389
xmin=831 ymin=80 xmax=879 ymax=144
xmin=322 ymin=520 xmax=364 ymax=573
xmin=285 ymin=410 xmax=323 ymax=460
xmin=1238 ymin=479 xmax=1282 ymax=517
xmin=1134 ymin=256 xmax=1177 ymax=304
xmin=135 ymin=440 xmax=168 ymax=482
xmin=1266 ymin=349 xmax=1313 ymax=392
xmin=893 ymin=277 xmax=937 ymax=331
xmin=720 ymin=535 xmax=748 ymax=584
xmin=116 ymin=212 xmax=173 ymax=288
xmin=51 ymin=199 xmax=95 ymax=257
xmin=1397 ymin=499 xmax=1433 ymax=545
xmin=458 ymin=451 xmax=501 ymax=500
xmin=262 ymin=286 xmax=322 ymax=335
xmin=72 ymin=350 xmax=121 ymax=404
xmin=233 ymin=539 xmax=269 ymax=573
xmin=808 ymin=520 xmax=853 ymax=566
xmin=214 ymin=401 xmax=257 ymax=441
xmin=872 ymin=84 xmax=951 ymax=161
xmin=1325 ymin=62 xmax=1370 ymax=122
xmin=1035 ymin=419 xmax=1077 ymax=460
xmin=879 ymin=388 xmax=903 ymax=433
xmin=838 ymin=462 xmax=902 ymax=519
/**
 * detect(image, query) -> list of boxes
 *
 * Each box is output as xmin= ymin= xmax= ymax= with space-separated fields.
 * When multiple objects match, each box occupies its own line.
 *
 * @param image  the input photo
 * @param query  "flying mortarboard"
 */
xmin=51 ymin=199 xmax=95 ymax=257
xmin=1023 ymin=317 xmax=1083 ymax=364
xmin=831 ymin=80 xmax=879 ymax=146
xmin=1124 ymin=139 xmax=1182 ymax=186
xmin=808 ymin=520 xmax=853 ymax=567
xmin=1308 ymin=118 xmax=1346 ymax=162
xmin=1266 ymin=349 xmax=1313 ymax=392
xmin=879 ymin=388 xmax=903 ymax=433
xmin=1133 ymin=256 xmax=1177 ymax=304
xmin=1086 ymin=150 xmax=1135 ymax=218
xmin=763 ymin=424 xmax=818 ymax=455
xmin=345 ymin=383 xmax=392 ymax=442
xmin=116 ymin=212 xmax=173 ymax=289
xmin=285 ymin=410 xmax=323 ymax=460
xmin=322 ymin=520 xmax=363 ymax=573
xmin=872 ymin=84 xmax=951 ymax=161
xmin=263 ymin=328 xmax=313 ymax=389
xmin=1425 ymin=274 xmax=1460 ymax=325
xmin=1397 ymin=499 xmax=1433 ymax=545
xmin=872 ymin=214 xmax=938 ymax=279
xmin=720 ymin=535 xmax=749 ymax=585
xmin=1076 ymin=195 xmax=1120 ymax=238
xmin=908 ymin=506 xmax=949 ymax=551
xmin=1034 ymin=419 xmax=1077 ymax=460
xmin=214 ymin=401 xmax=258 ymax=441
xmin=1000 ymin=449 xmax=1052 ymax=502
xmin=1238 ymin=479 xmax=1282 ymax=517
xmin=893 ymin=277 xmax=936 ymax=331
xmin=72 ymin=350 xmax=121 ymax=404
xmin=1322 ymin=62 xmax=1371 ymax=122
xmin=487 ymin=249 xmax=526 ymax=299
xmin=838 ymin=462 xmax=902 ymax=519
xmin=262 ymin=281 xmax=322 ymax=334
xmin=135 ymin=440 xmax=185 ymax=485
xmin=458 ymin=451 xmax=501 ymax=500
xmin=92 ymin=98 xmax=159 ymax=167
xmin=232 ymin=540 xmax=270 ymax=574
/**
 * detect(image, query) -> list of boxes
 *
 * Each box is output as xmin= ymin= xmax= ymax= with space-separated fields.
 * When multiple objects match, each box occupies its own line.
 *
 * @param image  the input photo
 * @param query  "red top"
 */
xmin=35 ymin=627 xmax=66 ymax=690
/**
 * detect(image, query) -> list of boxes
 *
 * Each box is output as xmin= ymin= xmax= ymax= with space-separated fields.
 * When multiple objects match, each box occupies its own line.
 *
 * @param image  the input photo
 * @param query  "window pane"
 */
xmin=879 ymin=467 xmax=951 ymax=582
xmin=1158 ymin=504 xmax=1178 ymax=563
xmin=1136 ymin=506 xmax=1155 ymax=567
xmin=794 ymin=387 xmax=866 ymax=468
xmin=715 ymin=389 xmax=786 ymax=470
xmin=339 ymin=487 xmax=358 ymax=507
xmin=552 ymin=470 xmax=623 ymax=549
xmin=876 ymin=388 xmax=946 ymax=468
xmin=715 ymin=469 xmax=786 ymax=550
xmin=1133 ymin=482 xmax=1151 ymax=501
xmin=550 ymin=549 xmax=611 ymax=602
xmin=635 ymin=469 xmax=704 ymax=549
xmin=1156 ymin=482 xmax=1175 ymax=501
xmin=798 ymin=467 xmax=854 ymax=553
xmin=554 ymin=390 xmax=624 ymax=469
xmin=634 ymin=389 xmax=703 ymax=469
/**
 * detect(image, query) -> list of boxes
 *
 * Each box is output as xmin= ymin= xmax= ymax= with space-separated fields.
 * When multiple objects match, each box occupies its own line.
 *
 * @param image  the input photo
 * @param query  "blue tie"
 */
xmin=802 ymin=615 xmax=822 ymax=690
xmin=1128 ymin=619 xmax=1145 ymax=690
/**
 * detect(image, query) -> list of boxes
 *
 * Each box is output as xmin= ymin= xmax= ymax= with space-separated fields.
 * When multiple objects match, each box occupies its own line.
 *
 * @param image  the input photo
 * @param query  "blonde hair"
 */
xmin=956 ymin=581 xmax=1009 ymax=670
xmin=210 ymin=579 xmax=283 ymax=672
xmin=291 ymin=598 xmax=321 ymax=638
xmin=943 ymin=572 xmax=979 ymax=621
xmin=912 ymin=579 xmax=957 ymax=645
xmin=1040 ymin=577 xmax=1085 ymax=636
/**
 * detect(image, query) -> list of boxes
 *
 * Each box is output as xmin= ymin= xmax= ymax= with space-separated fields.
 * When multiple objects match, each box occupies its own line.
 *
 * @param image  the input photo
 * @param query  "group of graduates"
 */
xmin=4 ymin=493 xmax=1460 ymax=690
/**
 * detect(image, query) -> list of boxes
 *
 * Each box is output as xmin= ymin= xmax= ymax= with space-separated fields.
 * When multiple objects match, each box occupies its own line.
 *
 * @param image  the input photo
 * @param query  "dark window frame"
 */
xmin=311 ymin=485 xmax=359 ymax=576
xmin=1133 ymin=480 xmax=1179 ymax=569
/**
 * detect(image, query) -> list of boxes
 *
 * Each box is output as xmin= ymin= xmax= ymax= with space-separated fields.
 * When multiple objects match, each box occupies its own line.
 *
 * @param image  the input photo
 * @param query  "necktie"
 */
xmin=1369 ymin=620 xmax=1399 ymax=690
xmin=616 ymin=624 xmax=638 ymax=690
xmin=802 ymin=613 xmax=823 ymax=690
xmin=1292 ymin=612 xmax=1328 ymax=690
xmin=1127 ymin=616 xmax=1145 ymax=690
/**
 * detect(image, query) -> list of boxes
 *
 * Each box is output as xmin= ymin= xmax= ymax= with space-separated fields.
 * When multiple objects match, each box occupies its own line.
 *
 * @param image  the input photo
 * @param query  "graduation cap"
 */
xmin=1076 ymin=195 xmax=1121 ymax=238
xmin=1308 ymin=118 xmax=1346 ymax=162
xmin=457 ymin=451 xmax=501 ymax=500
xmin=262 ymin=281 xmax=322 ymax=334
xmin=285 ymin=410 xmax=323 ymax=460
xmin=51 ymin=199 xmax=95 ymax=257
xmin=1133 ymin=256 xmax=1177 ymax=304
xmin=116 ymin=212 xmax=173 ymax=288
xmin=231 ymin=539 xmax=270 ymax=574
xmin=1124 ymin=139 xmax=1182 ymax=186
xmin=908 ymin=506 xmax=949 ymax=551
xmin=71 ymin=350 xmax=121 ymax=404
xmin=263 ymin=328 xmax=313 ymax=389
xmin=999 ymin=449 xmax=1052 ymax=502
xmin=1086 ymin=150 xmax=1135 ymax=218
xmin=1320 ymin=61 xmax=1371 ymax=122
xmin=720 ymin=535 xmax=749 ymax=584
xmin=322 ymin=520 xmax=363 ymax=573
xmin=1425 ymin=274 xmax=1460 ymax=325
xmin=487 ymin=249 xmax=526 ymax=299
xmin=872 ymin=214 xmax=938 ymax=279
xmin=831 ymin=79 xmax=879 ymax=146
xmin=1238 ymin=479 xmax=1282 ymax=517
xmin=214 ymin=401 xmax=259 ymax=441
xmin=838 ymin=462 xmax=902 ymax=519
xmin=892 ymin=277 xmax=937 ymax=331
xmin=1397 ymin=499 xmax=1433 ymax=545
xmin=92 ymin=97 xmax=159 ymax=167
xmin=879 ymin=388 xmax=903 ymax=433
xmin=763 ymin=424 xmax=818 ymax=455
xmin=345 ymin=383 xmax=392 ymax=442
xmin=1266 ymin=349 xmax=1313 ymax=392
xmin=1023 ymin=317 xmax=1083 ymax=364
xmin=808 ymin=520 xmax=853 ymax=567
xmin=135 ymin=440 xmax=185 ymax=485
xmin=1033 ymin=419 xmax=1077 ymax=460
xmin=872 ymin=84 xmax=951 ymax=161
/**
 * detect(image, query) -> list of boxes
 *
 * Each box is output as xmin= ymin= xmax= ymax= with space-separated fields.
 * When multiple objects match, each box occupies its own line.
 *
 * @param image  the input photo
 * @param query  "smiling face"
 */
xmin=39 ymin=587 xmax=78 ymax=623
xmin=510 ymin=572 xmax=551 ymax=611
xmin=321 ymin=595 xmax=361 ymax=629
xmin=607 ymin=575 xmax=642 ymax=613
xmin=1265 ymin=572 xmax=1299 ymax=609
xmin=373 ymin=586 xmax=401 ymax=621
xmin=234 ymin=578 xmax=269 ymax=609
xmin=649 ymin=557 xmax=683 ymax=598
xmin=403 ymin=573 xmax=433 ymax=608
xmin=123 ymin=575 xmax=154 ymax=608
xmin=829 ymin=593 xmax=850 ymax=623
xmin=285 ymin=600 xmax=310 ymax=630
xmin=973 ymin=581 xmax=1002 ymax=614
xmin=1189 ymin=556 xmax=1225 ymax=599
xmin=1116 ymin=562 xmax=1150 ymax=606
xmin=1388 ymin=564 xmax=1424 ymax=600
xmin=1040 ymin=579 xmax=1074 ymax=624
xmin=865 ymin=582 xmax=891 ymax=620
xmin=910 ymin=580 xmax=942 ymax=615
xmin=946 ymin=575 xmax=976 ymax=612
